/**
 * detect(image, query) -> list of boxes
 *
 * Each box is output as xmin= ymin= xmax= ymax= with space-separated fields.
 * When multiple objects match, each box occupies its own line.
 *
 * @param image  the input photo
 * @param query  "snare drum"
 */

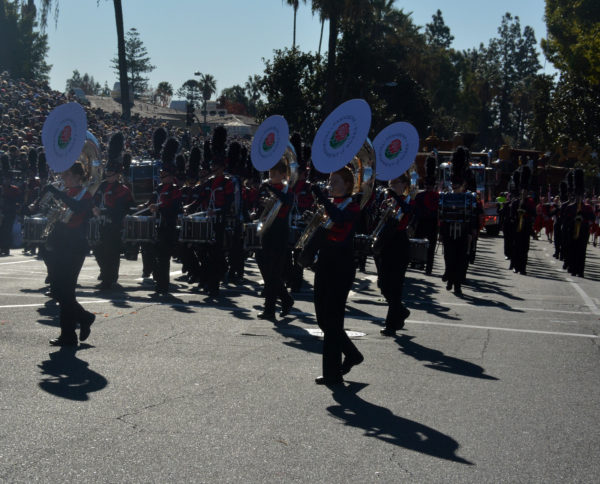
xmin=22 ymin=216 xmax=48 ymax=244
xmin=409 ymin=238 xmax=429 ymax=264
xmin=123 ymin=215 xmax=157 ymax=242
xmin=179 ymin=213 xmax=216 ymax=244
xmin=243 ymin=222 xmax=261 ymax=250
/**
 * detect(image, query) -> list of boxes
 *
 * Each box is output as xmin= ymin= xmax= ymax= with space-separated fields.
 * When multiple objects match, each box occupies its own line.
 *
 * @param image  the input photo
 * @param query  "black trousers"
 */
xmin=511 ymin=225 xmax=531 ymax=273
xmin=47 ymin=241 xmax=90 ymax=340
xmin=228 ymin=224 xmax=245 ymax=279
xmin=375 ymin=230 xmax=410 ymax=329
xmin=415 ymin=219 xmax=438 ymax=273
xmin=314 ymin=245 xmax=361 ymax=381
xmin=442 ymin=231 xmax=469 ymax=287
xmin=0 ymin=214 xmax=15 ymax=252
xmin=257 ymin=221 xmax=292 ymax=313
xmin=553 ymin=222 xmax=564 ymax=259
xmin=205 ymin=223 xmax=227 ymax=293
xmin=503 ymin=222 xmax=514 ymax=260
xmin=569 ymin=226 xmax=589 ymax=276
xmin=153 ymin=228 xmax=177 ymax=292
xmin=94 ymin=224 xmax=122 ymax=284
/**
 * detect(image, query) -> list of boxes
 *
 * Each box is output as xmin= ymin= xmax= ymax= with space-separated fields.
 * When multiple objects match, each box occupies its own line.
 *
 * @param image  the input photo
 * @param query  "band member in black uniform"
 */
xmin=564 ymin=169 xmax=594 ymax=277
xmin=43 ymin=162 xmax=95 ymax=346
xmin=509 ymin=166 xmax=535 ymax=275
xmin=413 ymin=155 xmax=439 ymax=275
xmin=440 ymin=147 xmax=477 ymax=296
xmin=198 ymin=141 xmax=233 ymax=297
xmin=311 ymin=166 xmax=363 ymax=385
xmin=502 ymin=175 xmax=519 ymax=265
xmin=147 ymin=138 xmax=182 ymax=295
xmin=178 ymin=146 xmax=202 ymax=282
xmin=256 ymin=160 xmax=294 ymax=320
xmin=92 ymin=133 xmax=133 ymax=290
xmin=140 ymin=127 xmax=168 ymax=279
xmin=551 ymin=181 xmax=568 ymax=260
xmin=225 ymin=141 xmax=247 ymax=284
xmin=375 ymin=173 xmax=413 ymax=336
xmin=0 ymin=165 xmax=22 ymax=256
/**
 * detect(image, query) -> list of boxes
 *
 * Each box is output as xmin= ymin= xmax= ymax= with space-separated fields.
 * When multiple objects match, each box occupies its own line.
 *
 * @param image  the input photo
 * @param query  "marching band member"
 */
xmin=311 ymin=166 xmax=363 ymax=386
xmin=375 ymin=173 xmax=413 ymax=336
xmin=509 ymin=166 xmax=535 ymax=275
xmin=564 ymin=169 xmax=594 ymax=277
xmin=256 ymin=160 xmax=294 ymax=320
xmin=413 ymin=155 xmax=439 ymax=275
xmin=226 ymin=141 xmax=247 ymax=284
xmin=0 ymin=162 xmax=22 ymax=256
xmin=43 ymin=161 xmax=95 ymax=346
xmin=198 ymin=130 xmax=233 ymax=297
xmin=92 ymin=133 xmax=133 ymax=290
xmin=440 ymin=147 xmax=478 ymax=296
xmin=147 ymin=138 xmax=182 ymax=295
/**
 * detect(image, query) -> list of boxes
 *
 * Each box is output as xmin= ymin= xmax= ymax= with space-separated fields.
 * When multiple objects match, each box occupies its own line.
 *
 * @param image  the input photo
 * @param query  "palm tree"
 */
xmin=36 ymin=0 xmax=131 ymax=120
xmin=245 ymin=74 xmax=262 ymax=116
xmin=197 ymin=73 xmax=217 ymax=127
xmin=156 ymin=81 xmax=173 ymax=107
xmin=284 ymin=0 xmax=305 ymax=49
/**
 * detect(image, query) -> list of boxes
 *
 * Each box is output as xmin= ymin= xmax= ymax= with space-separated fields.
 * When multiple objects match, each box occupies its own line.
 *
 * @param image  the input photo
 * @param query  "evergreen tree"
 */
xmin=111 ymin=27 xmax=155 ymax=98
xmin=0 ymin=0 xmax=50 ymax=81
xmin=425 ymin=9 xmax=454 ymax=49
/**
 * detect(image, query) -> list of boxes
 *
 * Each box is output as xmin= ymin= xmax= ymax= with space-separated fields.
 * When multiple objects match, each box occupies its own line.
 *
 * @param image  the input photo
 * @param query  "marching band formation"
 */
xmin=1 ymin=100 xmax=599 ymax=386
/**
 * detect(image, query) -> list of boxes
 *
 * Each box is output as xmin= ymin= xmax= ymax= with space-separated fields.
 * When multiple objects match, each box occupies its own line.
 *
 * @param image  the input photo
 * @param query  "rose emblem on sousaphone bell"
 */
xmin=58 ymin=125 xmax=72 ymax=149
xmin=263 ymin=132 xmax=275 ymax=152
xmin=329 ymin=122 xmax=350 ymax=149
xmin=385 ymin=139 xmax=402 ymax=159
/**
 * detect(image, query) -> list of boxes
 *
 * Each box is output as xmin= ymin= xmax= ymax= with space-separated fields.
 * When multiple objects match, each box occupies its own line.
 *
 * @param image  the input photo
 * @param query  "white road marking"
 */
xmin=0 ymin=259 xmax=39 ymax=266
xmin=134 ymin=270 xmax=181 ymax=282
xmin=567 ymin=280 xmax=600 ymax=316
xmin=404 ymin=320 xmax=598 ymax=339
xmin=2 ymin=296 xmax=596 ymax=339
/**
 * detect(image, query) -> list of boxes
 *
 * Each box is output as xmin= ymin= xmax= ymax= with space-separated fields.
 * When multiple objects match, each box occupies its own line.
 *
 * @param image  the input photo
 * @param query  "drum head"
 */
xmin=311 ymin=99 xmax=371 ymax=174
xmin=251 ymin=115 xmax=290 ymax=171
xmin=373 ymin=122 xmax=419 ymax=181
xmin=41 ymin=103 xmax=87 ymax=173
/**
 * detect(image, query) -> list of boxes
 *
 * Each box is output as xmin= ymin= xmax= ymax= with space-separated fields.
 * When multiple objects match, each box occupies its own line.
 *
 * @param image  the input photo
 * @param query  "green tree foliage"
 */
xmin=65 ymin=70 xmax=101 ymax=94
xmin=0 ymin=0 xmax=50 ymax=81
xmin=258 ymin=48 xmax=325 ymax=140
xmin=542 ymin=0 xmax=600 ymax=85
xmin=111 ymin=27 xmax=155 ymax=98
xmin=176 ymin=79 xmax=201 ymax=105
xmin=425 ymin=9 xmax=454 ymax=49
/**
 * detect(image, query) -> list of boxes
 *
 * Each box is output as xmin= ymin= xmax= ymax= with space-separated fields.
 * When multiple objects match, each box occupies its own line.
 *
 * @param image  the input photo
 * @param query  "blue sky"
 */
xmin=42 ymin=0 xmax=554 ymax=97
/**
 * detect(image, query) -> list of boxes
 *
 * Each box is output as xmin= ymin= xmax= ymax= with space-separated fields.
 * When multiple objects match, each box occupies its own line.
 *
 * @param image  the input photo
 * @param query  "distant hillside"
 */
xmin=87 ymin=96 xmax=183 ymax=121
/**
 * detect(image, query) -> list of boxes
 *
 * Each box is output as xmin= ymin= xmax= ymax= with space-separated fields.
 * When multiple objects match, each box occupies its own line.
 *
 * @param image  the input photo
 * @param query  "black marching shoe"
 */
xmin=257 ymin=310 xmax=277 ymax=322
xmin=380 ymin=327 xmax=397 ymax=337
xmin=446 ymin=281 xmax=453 ymax=291
xmin=453 ymin=285 xmax=463 ymax=296
xmin=79 ymin=312 xmax=96 ymax=342
xmin=315 ymin=375 xmax=344 ymax=386
xmin=49 ymin=335 xmax=78 ymax=347
xmin=341 ymin=353 xmax=364 ymax=375
xmin=280 ymin=298 xmax=294 ymax=317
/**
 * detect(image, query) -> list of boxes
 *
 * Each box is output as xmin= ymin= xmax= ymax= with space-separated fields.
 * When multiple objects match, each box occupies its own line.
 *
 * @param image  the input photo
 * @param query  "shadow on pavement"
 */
xmin=394 ymin=334 xmax=498 ymax=380
xmin=38 ymin=346 xmax=108 ymax=401
xmin=327 ymin=382 xmax=473 ymax=465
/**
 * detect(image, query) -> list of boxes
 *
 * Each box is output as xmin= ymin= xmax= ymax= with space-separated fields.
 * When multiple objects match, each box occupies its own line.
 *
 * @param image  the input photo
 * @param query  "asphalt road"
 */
xmin=1 ymin=235 xmax=599 ymax=483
